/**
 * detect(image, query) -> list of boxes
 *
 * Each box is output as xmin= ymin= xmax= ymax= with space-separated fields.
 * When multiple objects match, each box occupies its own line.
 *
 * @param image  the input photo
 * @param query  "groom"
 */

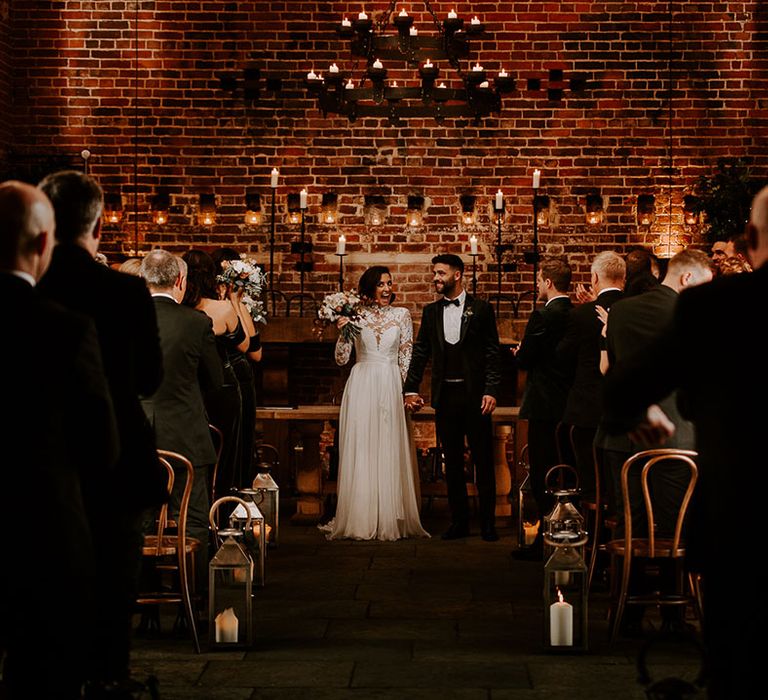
xmin=404 ymin=253 xmax=502 ymax=541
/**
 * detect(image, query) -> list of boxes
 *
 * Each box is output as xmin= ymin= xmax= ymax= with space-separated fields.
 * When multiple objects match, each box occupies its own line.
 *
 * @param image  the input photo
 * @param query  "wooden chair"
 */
xmin=136 ymin=450 xmax=202 ymax=653
xmin=606 ymin=448 xmax=698 ymax=642
xmin=208 ymin=423 xmax=225 ymax=504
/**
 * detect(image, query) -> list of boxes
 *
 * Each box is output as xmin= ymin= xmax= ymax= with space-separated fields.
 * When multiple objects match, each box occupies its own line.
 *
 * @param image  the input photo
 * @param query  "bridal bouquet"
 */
xmin=218 ymin=257 xmax=268 ymax=325
xmin=317 ymin=290 xmax=362 ymax=342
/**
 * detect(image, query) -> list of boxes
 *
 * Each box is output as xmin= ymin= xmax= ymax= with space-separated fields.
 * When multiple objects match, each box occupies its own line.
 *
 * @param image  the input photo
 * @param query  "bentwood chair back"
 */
xmin=136 ymin=450 xmax=201 ymax=653
xmin=208 ymin=423 xmax=225 ymax=504
xmin=606 ymin=448 xmax=698 ymax=642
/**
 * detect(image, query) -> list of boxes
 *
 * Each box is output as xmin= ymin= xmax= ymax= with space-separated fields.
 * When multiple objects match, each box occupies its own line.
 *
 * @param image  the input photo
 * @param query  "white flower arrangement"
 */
xmin=317 ymin=290 xmax=363 ymax=341
xmin=217 ymin=257 xmax=268 ymax=325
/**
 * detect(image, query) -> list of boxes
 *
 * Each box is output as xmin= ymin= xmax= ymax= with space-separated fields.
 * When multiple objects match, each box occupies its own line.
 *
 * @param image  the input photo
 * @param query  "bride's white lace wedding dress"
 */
xmin=323 ymin=305 xmax=429 ymax=540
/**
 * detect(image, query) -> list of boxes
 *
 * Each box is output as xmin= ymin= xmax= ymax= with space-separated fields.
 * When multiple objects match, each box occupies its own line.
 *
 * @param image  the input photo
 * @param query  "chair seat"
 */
xmin=143 ymin=535 xmax=201 ymax=557
xmin=606 ymin=537 xmax=686 ymax=558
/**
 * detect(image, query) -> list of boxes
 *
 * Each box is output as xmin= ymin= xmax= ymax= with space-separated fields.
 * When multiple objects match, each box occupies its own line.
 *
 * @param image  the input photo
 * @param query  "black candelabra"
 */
xmin=336 ymin=252 xmax=347 ymax=292
xmin=269 ymin=186 xmax=277 ymax=315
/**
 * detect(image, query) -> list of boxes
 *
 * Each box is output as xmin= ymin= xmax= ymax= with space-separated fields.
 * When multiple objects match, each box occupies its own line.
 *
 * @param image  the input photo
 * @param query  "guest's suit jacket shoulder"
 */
xmin=516 ymin=297 xmax=572 ymax=371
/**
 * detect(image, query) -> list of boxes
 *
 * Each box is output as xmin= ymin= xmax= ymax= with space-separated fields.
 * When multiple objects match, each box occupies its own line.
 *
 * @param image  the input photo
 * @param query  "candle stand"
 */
xmin=289 ymin=208 xmax=314 ymax=316
xmin=532 ymin=189 xmax=540 ymax=306
xmin=487 ymin=205 xmax=516 ymax=315
xmin=336 ymin=251 xmax=347 ymax=292
xmin=469 ymin=252 xmax=479 ymax=296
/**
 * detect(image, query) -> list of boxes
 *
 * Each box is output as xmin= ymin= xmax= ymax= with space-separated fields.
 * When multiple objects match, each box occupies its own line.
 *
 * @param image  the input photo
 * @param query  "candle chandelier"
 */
xmin=305 ymin=1 xmax=514 ymax=123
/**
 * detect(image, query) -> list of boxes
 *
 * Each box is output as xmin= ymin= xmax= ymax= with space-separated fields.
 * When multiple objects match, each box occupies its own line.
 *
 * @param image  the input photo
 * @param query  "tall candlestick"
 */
xmin=270 ymin=168 xmax=279 ymax=188
xmin=533 ymin=169 xmax=541 ymax=189
xmin=300 ymin=189 xmax=308 ymax=209
xmin=336 ymin=234 xmax=346 ymax=255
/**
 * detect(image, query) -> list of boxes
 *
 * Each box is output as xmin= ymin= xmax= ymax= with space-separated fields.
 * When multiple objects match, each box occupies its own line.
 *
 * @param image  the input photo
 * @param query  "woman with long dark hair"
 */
xmin=322 ymin=266 xmax=428 ymax=540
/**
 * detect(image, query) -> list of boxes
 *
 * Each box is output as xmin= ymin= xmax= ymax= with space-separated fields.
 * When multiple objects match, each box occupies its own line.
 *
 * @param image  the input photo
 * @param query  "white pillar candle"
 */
xmin=392 ymin=80 xmax=398 ymax=88
xmin=341 ymin=17 xmax=351 ymax=27
xmin=409 ymin=26 xmax=418 ymax=36
xmin=437 ymin=82 xmax=447 ymax=89
xmin=473 ymin=62 xmax=483 ymax=72
xmin=373 ymin=58 xmax=383 ymax=69
xmin=307 ymin=69 xmax=317 ymax=79
xmin=399 ymin=8 xmax=408 ymax=17
xmin=345 ymin=79 xmax=355 ymax=89
xmin=215 ymin=607 xmax=239 ymax=643
xmin=479 ymin=80 xmax=489 ymax=88
xmin=550 ymin=591 xmax=573 ymax=646
xmin=358 ymin=11 xmax=368 ymax=20
xmin=336 ymin=235 xmax=346 ymax=255
xmin=533 ymin=169 xmax=541 ymax=189
xmin=499 ymin=68 xmax=509 ymax=77
xmin=329 ymin=63 xmax=339 ymax=73
xmin=470 ymin=235 xmax=478 ymax=255
xmin=471 ymin=16 xmax=481 ymax=25
xmin=300 ymin=189 xmax=308 ymax=209
xmin=424 ymin=59 xmax=433 ymax=68
xmin=270 ymin=168 xmax=279 ymax=188
xmin=448 ymin=9 xmax=458 ymax=19
xmin=495 ymin=189 xmax=504 ymax=210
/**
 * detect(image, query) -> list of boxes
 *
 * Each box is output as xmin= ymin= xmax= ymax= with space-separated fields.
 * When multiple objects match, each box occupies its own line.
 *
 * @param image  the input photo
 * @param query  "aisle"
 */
xmin=131 ymin=513 xmax=701 ymax=699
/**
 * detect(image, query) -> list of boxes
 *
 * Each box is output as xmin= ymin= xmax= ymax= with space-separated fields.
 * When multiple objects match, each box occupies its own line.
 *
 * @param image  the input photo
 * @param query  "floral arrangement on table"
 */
xmin=316 ymin=290 xmax=363 ymax=342
xmin=217 ymin=257 xmax=268 ymax=325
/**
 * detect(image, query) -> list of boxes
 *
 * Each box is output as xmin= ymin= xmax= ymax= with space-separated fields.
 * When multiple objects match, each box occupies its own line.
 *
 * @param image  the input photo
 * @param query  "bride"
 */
xmin=324 ymin=266 xmax=429 ymax=540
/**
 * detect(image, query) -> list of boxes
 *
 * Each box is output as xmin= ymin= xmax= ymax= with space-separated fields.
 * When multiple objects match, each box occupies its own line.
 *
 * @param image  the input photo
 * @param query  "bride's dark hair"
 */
xmin=358 ymin=265 xmax=395 ymax=304
xmin=182 ymin=249 xmax=219 ymax=307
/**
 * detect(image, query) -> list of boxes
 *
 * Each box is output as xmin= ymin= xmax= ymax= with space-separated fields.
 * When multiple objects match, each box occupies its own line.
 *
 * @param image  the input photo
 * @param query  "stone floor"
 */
xmin=131 ymin=510 xmax=703 ymax=699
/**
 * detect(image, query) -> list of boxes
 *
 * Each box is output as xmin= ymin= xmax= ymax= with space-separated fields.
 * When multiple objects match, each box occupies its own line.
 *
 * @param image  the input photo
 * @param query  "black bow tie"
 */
xmin=441 ymin=298 xmax=461 ymax=307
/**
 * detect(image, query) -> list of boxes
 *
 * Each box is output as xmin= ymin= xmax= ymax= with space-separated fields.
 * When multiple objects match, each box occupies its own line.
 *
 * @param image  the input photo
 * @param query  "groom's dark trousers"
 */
xmin=404 ymin=294 xmax=501 ymax=530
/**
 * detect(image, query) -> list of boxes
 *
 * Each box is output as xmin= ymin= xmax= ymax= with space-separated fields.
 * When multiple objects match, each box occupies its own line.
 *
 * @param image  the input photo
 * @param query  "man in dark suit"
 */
xmin=601 ymin=248 xmax=714 ymax=535
xmin=557 ymin=250 xmax=625 ymax=496
xmin=36 ymin=170 xmax=165 ymax=693
xmin=140 ymin=250 xmax=224 ymax=588
xmin=404 ymin=253 xmax=502 ymax=541
xmin=603 ymin=187 xmax=768 ymax=699
xmin=0 ymin=181 xmax=118 ymax=698
xmin=513 ymin=257 xmax=573 ymax=557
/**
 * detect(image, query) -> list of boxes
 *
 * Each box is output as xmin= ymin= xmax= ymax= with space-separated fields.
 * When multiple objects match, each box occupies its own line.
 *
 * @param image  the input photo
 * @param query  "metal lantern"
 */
xmin=544 ymin=531 xmax=589 ymax=652
xmin=517 ymin=446 xmax=540 ymax=549
xmin=245 ymin=471 xmax=280 ymax=546
xmin=208 ymin=497 xmax=254 ymax=649
xmin=229 ymin=499 xmax=267 ymax=587
xmin=543 ymin=465 xmax=585 ymax=559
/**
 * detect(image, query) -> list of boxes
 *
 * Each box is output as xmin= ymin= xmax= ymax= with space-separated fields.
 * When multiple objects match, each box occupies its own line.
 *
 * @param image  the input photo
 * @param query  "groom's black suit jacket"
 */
xmin=403 ymin=294 xmax=501 ymax=409
xmin=38 ymin=243 xmax=166 ymax=509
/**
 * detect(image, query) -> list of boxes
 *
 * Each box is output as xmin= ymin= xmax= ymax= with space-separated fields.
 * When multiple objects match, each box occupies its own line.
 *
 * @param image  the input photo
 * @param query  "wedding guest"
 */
xmin=37 ymin=170 xmax=165 ymax=695
xmin=211 ymin=246 xmax=263 ymax=483
xmin=710 ymin=240 xmax=728 ymax=265
xmin=404 ymin=254 xmax=501 ymax=541
xmin=603 ymin=186 xmax=768 ymax=698
xmin=119 ymin=257 xmax=142 ymax=276
xmin=557 ymin=251 xmax=625 ymax=497
xmin=624 ymin=246 xmax=660 ymax=297
xmin=182 ymin=249 xmax=247 ymax=495
xmin=512 ymin=257 xmax=573 ymax=559
xmin=322 ymin=266 xmax=428 ymax=540
xmin=0 ymin=181 xmax=118 ymax=699
xmin=140 ymin=250 xmax=224 ymax=591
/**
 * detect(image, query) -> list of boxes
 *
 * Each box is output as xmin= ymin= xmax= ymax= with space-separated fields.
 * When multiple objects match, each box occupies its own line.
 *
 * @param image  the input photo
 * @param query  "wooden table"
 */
xmin=256 ymin=405 xmax=524 ymax=524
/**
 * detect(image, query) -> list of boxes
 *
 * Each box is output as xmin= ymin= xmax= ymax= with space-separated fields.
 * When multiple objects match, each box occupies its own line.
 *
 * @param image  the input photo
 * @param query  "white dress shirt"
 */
xmin=443 ymin=289 xmax=466 ymax=345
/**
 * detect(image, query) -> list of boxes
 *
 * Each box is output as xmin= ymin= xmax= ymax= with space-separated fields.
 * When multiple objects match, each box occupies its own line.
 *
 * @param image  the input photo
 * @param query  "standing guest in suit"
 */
xmin=512 ymin=257 xmax=573 ymax=558
xmin=557 ymin=251 xmax=625 ymax=497
xmin=603 ymin=187 xmax=768 ymax=699
xmin=601 ymin=249 xmax=714 ymax=534
xmin=404 ymin=254 xmax=502 ymax=541
xmin=0 ymin=181 xmax=118 ymax=699
xmin=36 ymin=170 xmax=165 ymax=696
xmin=140 ymin=250 xmax=224 ymax=590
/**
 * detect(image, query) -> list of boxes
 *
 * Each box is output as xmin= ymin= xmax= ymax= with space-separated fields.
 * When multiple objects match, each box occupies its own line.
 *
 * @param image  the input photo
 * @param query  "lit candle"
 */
xmin=307 ymin=69 xmax=317 ymax=79
xmin=479 ymin=80 xmax=489 ymax=88
xmin=345 ymin=79 xmax=355 ymax=89
xmin=215 ymin=608 xmax=239 ymax=643
xmin=424 ymin=59 xmax=433 ymax=68
xmin=358 ymin=11 xmax=368 ymax=20
xmin=336 ymin=235 xmax=346 ymax=255
xmin=499 ymin=67 xmax=509 ymax=77
xmin=270 ymin=167 xmax=279 ymax=188
xmin=448 ymin=9 xmax=458 ymax=19
xmin=495 ymin=189 xmax=504 ymax=210
xmin=550 ymin=589 xmax=573 ymax=646
xmin=392 ymin=80 xmax=399 ymax=87
xmin=300 ymin=189 xmax=308 ymax=209
xmin=409 ymin=26 xmax=418 ymax=36
xmin=316 ymin=72 xmax=324 ymax=81
xmin=373 ymin=58 xmax=383 ymax=69
xmin=473 ymin=62 xmax=483 ymax=72
xmin=399 ymin=8 xmax=408 ymax=16
xmin=341 ymin=17 xmax=351 ymax=27
xmin=329 ymin=63 xmax=339 ymax=73
xmin=470 ymin=235 xmax=478 ymax=255
xmin=437 ymin=82 xmax=447 ymax=89
xmin=471 ymin=16 xmax=481 ymax=25
xmin=533 ymin=169 xmax=541 ymax=189
xmin=523 ymin=519 xmax=539 ymax=545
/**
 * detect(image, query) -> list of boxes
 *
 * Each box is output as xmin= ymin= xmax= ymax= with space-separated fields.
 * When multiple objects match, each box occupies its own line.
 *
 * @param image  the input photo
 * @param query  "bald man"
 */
xmin=0 ymin=181 xmax=118 ymax=698
xmin=604 ymin=186 xmax=768 ymax=698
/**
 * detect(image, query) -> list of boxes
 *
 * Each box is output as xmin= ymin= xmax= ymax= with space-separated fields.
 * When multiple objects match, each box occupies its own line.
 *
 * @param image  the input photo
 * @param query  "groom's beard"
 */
xmin=436 ymin=278 xmax=457 ymax=297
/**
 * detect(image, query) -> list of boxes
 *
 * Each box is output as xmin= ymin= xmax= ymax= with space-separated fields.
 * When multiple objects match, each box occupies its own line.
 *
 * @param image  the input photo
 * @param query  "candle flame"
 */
xmin=557 ymin=588 xmax=564 ymax=604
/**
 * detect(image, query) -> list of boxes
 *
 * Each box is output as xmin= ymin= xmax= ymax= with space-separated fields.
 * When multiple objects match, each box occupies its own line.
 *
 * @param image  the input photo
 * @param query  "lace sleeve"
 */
xmin=397 ymin=308 xmax=413 ymax=383
xmin=335 ymin=334 xmax=353 ymax=366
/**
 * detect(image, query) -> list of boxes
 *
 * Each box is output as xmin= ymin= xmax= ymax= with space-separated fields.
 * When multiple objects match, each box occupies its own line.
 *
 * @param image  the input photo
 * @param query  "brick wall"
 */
xmin=0 ymin=1 xmax=12 ymax=170
xmin=3 ymin=1 xmax=767 ymax=318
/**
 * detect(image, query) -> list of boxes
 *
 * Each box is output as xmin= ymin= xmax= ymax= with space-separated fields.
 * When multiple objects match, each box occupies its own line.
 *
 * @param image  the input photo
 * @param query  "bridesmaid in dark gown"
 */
xmin=182 ymin=250 xmax=247 ymax=497
xmin=211 ymin=247 xmax=263 ymax=486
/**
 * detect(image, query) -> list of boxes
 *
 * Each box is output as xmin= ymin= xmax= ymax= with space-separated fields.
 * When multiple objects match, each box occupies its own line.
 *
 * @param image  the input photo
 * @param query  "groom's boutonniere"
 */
xmin=462 ymin=307 xmax=474 ymax=321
